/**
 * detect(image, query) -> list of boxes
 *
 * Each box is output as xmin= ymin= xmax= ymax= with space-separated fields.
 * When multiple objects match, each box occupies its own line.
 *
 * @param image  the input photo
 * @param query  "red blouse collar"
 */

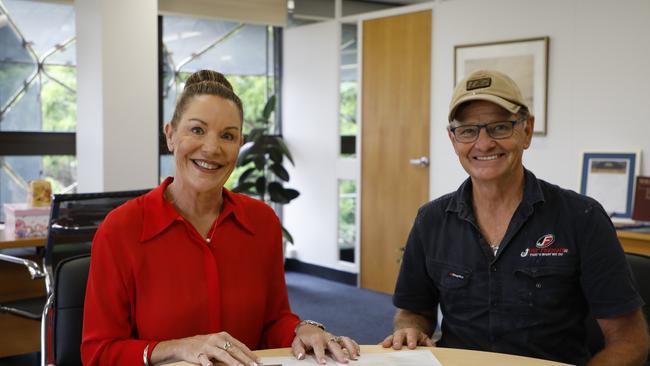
xmin=139 ymin=177 xmax=255 ymax=242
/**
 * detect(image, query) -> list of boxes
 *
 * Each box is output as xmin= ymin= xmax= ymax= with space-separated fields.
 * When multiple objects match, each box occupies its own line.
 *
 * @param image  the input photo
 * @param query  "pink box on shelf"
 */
xmin=3 ymin=203 xmax=51 ymax=238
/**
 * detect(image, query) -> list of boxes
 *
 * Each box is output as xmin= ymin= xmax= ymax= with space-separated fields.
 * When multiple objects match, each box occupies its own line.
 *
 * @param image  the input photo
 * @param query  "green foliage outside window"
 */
xmin=338 ymin=180 xmax=356 ymax=250
xmin=340 ymin=81 xmax=357 ymax=136
xmin=42 ymin=156 xmax=76 ymax=192
xmin=41 ymin=65 xmax=76 ymax=132
xmin=41 ymin=65 xmax=77 ymax=191
xmin=227 ymin=75 xmax=269 ymax=132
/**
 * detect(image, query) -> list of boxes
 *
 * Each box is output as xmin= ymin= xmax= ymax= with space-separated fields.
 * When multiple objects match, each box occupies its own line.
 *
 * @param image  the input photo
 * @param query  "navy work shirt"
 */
xmin=393 ymin=169 xmax=643 ymax=365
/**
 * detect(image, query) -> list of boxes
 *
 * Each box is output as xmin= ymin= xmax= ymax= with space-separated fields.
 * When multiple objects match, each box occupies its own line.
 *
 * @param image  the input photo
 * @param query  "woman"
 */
xmin=81 ymin=70 xmax=359 ymax=366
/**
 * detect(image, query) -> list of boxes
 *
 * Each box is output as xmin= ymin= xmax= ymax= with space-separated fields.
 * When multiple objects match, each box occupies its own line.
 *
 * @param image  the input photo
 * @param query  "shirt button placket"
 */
xmin=489 ymin=265 xmax=498 ymax=307
xmin=488 ymin=263 xmax=499 ymax=350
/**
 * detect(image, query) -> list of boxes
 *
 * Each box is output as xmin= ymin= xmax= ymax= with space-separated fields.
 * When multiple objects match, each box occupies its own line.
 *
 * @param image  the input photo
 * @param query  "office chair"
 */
xmin=585 ymin=252 xmax=650 ymax=365
xmin=42 ymin=254 xmax=90 ymax=366
xmin=0 ymin=189 xmax=149 ymax=364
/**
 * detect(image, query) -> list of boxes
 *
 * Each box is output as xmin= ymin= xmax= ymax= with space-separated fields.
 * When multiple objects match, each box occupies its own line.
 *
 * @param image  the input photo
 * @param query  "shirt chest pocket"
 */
xmin=515 ymin=266 xmax=578 ymax=309
xmin=427 ymin=259 xmax=474 ymax=305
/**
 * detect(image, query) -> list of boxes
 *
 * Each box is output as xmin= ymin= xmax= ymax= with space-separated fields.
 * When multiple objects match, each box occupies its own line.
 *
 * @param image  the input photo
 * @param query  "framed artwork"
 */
xmin=454 ymin=37 xmax=549 ymax=135
xmin=579 ymin=151 xmax=641 ymax=219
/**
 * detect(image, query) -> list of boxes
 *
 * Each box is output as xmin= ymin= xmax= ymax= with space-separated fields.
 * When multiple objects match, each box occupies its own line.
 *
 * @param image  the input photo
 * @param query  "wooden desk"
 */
xmin=617 ymin=230 xmax=650 ymax=256
xmin=0 ymin=225 xmax=46 ymax=357
xmin=168 ymin=345 xmax=570 ymax=366
xmin=0 ymin=226 xmax=46 ymax=250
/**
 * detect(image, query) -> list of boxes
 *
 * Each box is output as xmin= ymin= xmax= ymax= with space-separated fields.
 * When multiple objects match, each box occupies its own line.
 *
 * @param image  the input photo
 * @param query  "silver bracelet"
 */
xmin=143 ymin=344 xmax=150 ymax=366
xmin=295 ymin=319 xmax=325 ymax=334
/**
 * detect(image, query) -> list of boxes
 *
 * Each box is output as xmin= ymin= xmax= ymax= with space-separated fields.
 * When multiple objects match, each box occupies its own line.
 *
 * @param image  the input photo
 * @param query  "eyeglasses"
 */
xmin=449 ymin=120 xmax=522 ymax=143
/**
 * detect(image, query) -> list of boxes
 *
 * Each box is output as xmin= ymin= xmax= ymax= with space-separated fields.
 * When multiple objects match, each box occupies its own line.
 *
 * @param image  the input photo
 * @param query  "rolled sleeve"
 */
xmin=393 ymin=212 xmax=439 ymax=312
xmin=578 ymin=205 xmax=644 ymax=319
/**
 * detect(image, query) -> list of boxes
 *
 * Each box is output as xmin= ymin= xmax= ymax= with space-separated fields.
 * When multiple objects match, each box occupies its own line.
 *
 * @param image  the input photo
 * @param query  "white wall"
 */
xmin=430 ymin=0 xmax=650 ymax=197
xmin=283 ymin=21 xmax=344 ymax=270
xmin=76 ymin=0 xmax=159 ymax=192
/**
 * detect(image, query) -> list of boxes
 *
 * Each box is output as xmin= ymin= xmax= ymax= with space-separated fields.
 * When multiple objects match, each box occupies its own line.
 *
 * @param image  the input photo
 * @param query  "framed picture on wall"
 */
xmin=454 ymin=37 xmax=549 ymax=135
xmin=579 ymin=151 xmax=641 ymax=219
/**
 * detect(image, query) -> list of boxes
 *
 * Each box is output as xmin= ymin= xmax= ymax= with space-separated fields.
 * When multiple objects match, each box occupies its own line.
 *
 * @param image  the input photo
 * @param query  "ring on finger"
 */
xmin=328 ymin=336 xmax=342 ymax=344
xmin=221 ymin=341 xmax=233 ymax=351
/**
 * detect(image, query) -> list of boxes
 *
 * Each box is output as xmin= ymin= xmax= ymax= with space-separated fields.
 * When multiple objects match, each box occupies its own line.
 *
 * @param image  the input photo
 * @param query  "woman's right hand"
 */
xmin=151 ymin=331 xmax=262 ymax=366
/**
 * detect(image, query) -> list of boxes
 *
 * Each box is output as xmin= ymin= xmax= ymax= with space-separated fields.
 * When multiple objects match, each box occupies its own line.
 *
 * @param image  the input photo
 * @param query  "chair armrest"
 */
xmin=0 ymin=253 xmax=46 ymax=279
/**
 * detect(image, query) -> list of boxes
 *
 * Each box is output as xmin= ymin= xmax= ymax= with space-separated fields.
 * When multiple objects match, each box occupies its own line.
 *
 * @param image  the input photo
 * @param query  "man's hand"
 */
xmin=380 ymin=308 xmax=436 ymax=350
xmin=381 ymin=327 xmax=434 ymax=350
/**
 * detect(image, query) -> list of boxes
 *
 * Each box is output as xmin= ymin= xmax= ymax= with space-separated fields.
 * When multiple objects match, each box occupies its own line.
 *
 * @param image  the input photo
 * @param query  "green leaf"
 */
xmin=268 ymin=182 xmax=289 ymax=204
xmin=238 ymin=167 xmax=256 ymax=185
xmin=254 ymin=155 xmax=266 ymax=170
xmin=270 ymin=163 xmax=290 ymax=181
xmin=262 ymin=140 xmax=283 ymax=157
xmin=281 ymin=225 xmax=294 ymax=244
xmin=255 ymin=176 xmax=267 ymax=197
xmin=231 ymin=182 xmax=255 ymax=194
xmin=237 ymin=142 xmax=255 ymax=166
xmin=262 ymin=94 xmax=276 ymax=121
xmin=248 ymin=128 xmax=265 ymax=143
xmin=237 ymin=154 xmax=255 ymax=168
xmin=283 ymin=188 xmax=300 ymax=201
xmin=274 ymin=137 xmax=294 ymax=165
xmin=269 ymin=149 xmax=283 ymax=164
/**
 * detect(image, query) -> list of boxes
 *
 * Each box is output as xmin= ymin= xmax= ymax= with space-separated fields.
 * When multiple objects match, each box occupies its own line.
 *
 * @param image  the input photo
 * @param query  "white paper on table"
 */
xmin=260 ymin=349 xmax=443 ymax=366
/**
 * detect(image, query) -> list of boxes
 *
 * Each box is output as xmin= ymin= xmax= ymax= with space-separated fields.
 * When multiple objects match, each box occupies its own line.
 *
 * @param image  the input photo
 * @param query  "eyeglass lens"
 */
xmin=454 ymin=121 xmax=515 ymax=142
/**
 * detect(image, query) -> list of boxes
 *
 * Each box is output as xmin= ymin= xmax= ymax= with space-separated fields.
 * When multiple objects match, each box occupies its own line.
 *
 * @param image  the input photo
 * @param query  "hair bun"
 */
xmin=184 ymin=70 xmax=234 ymax=92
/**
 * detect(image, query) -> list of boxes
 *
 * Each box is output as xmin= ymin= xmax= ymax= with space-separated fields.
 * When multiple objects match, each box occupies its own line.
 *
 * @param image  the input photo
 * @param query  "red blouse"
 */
xmin=81 ymin=177 xmax=300 ymax=366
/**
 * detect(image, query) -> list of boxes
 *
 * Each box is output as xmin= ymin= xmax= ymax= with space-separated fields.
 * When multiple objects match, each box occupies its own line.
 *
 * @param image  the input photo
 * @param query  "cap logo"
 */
xmin=466 ymin=77 xmax=491 ymax=91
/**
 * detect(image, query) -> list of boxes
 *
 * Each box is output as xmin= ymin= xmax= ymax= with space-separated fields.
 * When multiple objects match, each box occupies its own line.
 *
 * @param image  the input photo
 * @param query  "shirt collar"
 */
xmin=445 ymin=168 xmax=545 ymax=218
xmin=140 ymin=177 xmax=256 ymax=243
xmin=219 ymin=188 xmax=256 ymax=235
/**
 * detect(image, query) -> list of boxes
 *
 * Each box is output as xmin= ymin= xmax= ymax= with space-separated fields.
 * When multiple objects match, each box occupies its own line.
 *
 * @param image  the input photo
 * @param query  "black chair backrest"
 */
xmin=585 ymin=252 xmax=650 ymax=362
xmin=626 ymin=253 xmax=650 ymax=321
xmin=52 ymin=254 xmax=90 ymax=366
xmin=45 ymin=189 xmax=150 ymax=269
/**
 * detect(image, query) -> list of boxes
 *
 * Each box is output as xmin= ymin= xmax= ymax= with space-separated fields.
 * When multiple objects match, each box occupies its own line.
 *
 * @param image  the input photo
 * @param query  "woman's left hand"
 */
xmin=291 ymin=324 xmax=360 ymax=364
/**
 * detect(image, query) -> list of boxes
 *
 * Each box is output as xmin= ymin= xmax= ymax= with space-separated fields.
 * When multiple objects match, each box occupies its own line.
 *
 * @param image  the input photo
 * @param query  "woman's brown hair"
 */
xmin=170 ymin=70 xmax=243 ymax=128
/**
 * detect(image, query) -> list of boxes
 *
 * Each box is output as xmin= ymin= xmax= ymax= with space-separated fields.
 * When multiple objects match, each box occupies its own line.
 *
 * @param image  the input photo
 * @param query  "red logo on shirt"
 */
xmin=535 ymin=234 xmax=555 ymax=248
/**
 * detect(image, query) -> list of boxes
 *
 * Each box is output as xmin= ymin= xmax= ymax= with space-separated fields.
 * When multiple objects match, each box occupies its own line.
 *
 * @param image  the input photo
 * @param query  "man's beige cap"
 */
xmin=448 ymin=69 xmax=529 ymax=122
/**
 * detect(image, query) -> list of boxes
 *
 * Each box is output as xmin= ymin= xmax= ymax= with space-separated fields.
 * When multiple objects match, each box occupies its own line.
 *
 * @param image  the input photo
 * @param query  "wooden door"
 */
xmin=360 ymin=10 xmax=431 ymax=294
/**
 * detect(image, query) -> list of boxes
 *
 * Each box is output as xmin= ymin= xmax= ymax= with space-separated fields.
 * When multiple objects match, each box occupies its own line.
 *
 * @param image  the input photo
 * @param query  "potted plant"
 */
xmin=232 ymin=95 xmax=299 ymax=243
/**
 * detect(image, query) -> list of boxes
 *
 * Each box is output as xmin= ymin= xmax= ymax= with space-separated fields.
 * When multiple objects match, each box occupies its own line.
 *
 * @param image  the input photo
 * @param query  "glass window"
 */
xmin=0 ymin=0 xmax=76 ymax=132
xmin=340 ymin=23 xmax=357 ymax=157
xmin=338 ymin=179 xmax=357 ymax=263
xmin=0 ymin=155 xmax=76 ymax=221
xmin=0 ymin=0 xmax=77 ymax=222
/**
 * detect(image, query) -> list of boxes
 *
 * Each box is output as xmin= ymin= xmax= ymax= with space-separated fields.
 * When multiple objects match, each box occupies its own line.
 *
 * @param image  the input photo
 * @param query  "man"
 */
xmin=382 ymin=69 xmax=649 ymax=365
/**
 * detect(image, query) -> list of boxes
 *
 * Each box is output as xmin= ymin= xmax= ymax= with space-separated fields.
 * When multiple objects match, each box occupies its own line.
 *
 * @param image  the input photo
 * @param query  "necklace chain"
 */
xmin=164 ymin=186 xmax=219 ymax=243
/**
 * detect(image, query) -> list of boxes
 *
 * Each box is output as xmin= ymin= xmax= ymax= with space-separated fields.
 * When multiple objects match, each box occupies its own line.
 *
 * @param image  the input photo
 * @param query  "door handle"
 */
xmin=409 ymin=156 xmax=429 ymax=167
